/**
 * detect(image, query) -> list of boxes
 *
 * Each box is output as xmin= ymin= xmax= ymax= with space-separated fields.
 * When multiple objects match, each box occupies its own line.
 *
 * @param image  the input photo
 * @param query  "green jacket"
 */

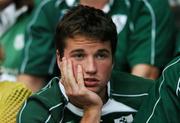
xmin=17 ymin=71 xmax=154 ymax=123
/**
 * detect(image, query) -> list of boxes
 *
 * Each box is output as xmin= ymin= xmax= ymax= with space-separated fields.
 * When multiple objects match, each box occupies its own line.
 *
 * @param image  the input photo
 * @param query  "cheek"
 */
xmin=98 ymin=61 xmax=112 ymax=77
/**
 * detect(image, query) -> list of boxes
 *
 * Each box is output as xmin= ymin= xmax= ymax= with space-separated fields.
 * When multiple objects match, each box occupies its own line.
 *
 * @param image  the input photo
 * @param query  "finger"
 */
xmin=67 ymin=59 xmax=76 ymax=85
xmin=61 ymin=57 xmax=66 ymax=79
xmin=77 ymin=64 xmax=84 ymax=88
xmin=60 ymin=57 xmax=68 ymax=87
xmin=67 ymin=59 xmax=77 ymax=89
xmin=61 ymin=57 xmax=76 ymax=94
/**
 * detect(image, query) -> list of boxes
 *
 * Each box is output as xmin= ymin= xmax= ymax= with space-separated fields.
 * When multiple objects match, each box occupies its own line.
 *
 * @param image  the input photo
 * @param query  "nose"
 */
xmin=84 ymin=57 xmax=97 ymax=75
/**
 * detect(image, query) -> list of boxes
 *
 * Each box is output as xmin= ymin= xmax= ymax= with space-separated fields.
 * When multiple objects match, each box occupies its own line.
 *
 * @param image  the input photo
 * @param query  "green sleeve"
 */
xmin=17 ymin=78 xmax=67 ymax=123
xmin=20 ymin=0 xmax=60 ymax=77
xmin=128 ymin=0 xmax=175 ymax=69
xmin=133 ymin=56 xmax=180 ymax=123
xmin=17 ymin=93 xmax=66 ymax=123
xmin=17 ymin=98 xmax=51 ymax=123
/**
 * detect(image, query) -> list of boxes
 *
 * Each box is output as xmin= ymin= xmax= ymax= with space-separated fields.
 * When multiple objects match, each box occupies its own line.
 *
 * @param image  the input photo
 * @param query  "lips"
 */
xmin=84 ymin=78 xmax=99 ymax=87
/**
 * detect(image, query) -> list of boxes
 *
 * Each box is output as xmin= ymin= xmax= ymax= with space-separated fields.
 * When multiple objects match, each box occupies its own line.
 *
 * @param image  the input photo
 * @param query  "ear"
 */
xmin=56 ymin=50 xmax=61 ymax=69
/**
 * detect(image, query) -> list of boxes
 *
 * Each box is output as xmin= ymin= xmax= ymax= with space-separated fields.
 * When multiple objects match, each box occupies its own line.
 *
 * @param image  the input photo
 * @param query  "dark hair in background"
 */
xmin=0 ymin=0 xmax=34 ymax=11
xmin=14 ymin=0 xmax=34 ymax=11
xmin=55 ymin=5 xmax=117 ymax=59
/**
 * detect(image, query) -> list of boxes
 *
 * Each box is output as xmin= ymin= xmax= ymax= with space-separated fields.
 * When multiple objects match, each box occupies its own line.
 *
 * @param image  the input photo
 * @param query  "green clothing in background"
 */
xmin=1 ymin=14 xmax=30 ymax=76
xmin=17 ymin=72 xmax=154 ymax=123
xmin=175 ymin=30 xmax=180 ymax=56
xmin=0 ymin=0 xmax=41 ymax=77
xmin=133 ymin=56 xmax=180 ymax=123
xmin=20 ymin=0 xmax=175 ymax=78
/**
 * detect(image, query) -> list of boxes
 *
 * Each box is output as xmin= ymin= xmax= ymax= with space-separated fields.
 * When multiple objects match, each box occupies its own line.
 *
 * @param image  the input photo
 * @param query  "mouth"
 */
xmin=84 ymin=78 xmax=99 ymax=87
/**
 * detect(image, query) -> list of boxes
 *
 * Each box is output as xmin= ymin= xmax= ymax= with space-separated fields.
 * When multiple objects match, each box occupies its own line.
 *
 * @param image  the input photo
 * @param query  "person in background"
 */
xmin=0 ymin=81 xmax=32 ymax=123
xmin=0 ymin=0 xmax=41 ymax=82
xmin=18 ymin=0 xmax=175 ymax=92
xmin=0 ymin=0 xmax=34 ymax=37
xmin=17 ymin=5 xmax=154 ymax=122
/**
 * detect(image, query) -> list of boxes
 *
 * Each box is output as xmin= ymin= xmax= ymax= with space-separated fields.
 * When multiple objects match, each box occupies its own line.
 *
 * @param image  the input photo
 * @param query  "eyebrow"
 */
xmin=70 ymin=49 xmax=111 ymax=54
xmin=70 ymin=49 xmax=84 ymax=54
xmin=97 ymin=49 xmax=111 ymax=54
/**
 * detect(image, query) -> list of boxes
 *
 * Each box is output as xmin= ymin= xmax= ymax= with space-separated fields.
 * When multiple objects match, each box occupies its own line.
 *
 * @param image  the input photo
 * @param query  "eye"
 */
xmin=72 ymin=53 xmax=85 ymax=60
xmin=95 ymin=53 xmax=108 ymax=60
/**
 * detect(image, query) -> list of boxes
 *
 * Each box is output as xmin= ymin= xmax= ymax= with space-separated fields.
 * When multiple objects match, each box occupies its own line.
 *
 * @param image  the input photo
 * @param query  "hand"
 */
xmin=60 ymin=57 xmax=103 ymax=110
xmin=131 ymin=64 xmax=159 ymax=80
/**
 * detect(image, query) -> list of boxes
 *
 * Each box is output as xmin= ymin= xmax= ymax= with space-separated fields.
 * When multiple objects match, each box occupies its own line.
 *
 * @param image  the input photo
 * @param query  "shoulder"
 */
xmin=164 ymin=56 xmax=180 ymax=73
xmin=30 ymin=77 xmax=67 ymax=106
xmin=17 ymin=77 xmax=68 ymax=122
xmin=159 ymin=56 xmax=180 ymax=92
xmin=110 ymin=71 xmax=154 ymax=109
xmin=158 ymin=56 xmax=180 ymax=85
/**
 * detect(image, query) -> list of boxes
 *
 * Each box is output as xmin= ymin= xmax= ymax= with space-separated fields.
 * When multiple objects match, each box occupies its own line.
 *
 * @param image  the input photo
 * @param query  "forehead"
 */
xmin=64 ymin=36 xmax=111 ymax=52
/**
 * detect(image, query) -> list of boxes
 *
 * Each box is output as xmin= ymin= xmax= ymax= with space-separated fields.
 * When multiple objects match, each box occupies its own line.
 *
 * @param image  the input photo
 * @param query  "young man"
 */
xmin=17 ymin=5 xmax=153 ymax=123
xmin=18 ymin=0 xmax=175 ymax=92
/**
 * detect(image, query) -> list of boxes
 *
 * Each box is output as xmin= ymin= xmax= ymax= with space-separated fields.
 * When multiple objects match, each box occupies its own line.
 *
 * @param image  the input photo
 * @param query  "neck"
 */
xmin=80 ymin=0 xmax=109 ymax=9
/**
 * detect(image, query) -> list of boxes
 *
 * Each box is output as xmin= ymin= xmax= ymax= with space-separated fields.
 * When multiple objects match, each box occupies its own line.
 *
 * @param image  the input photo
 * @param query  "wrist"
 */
xmin=81 ymin=106 xmax=102 ymax=123
xmin=85 ymin=104 xmax=102 ymax=113
xmin=84 ymin=99 xmax=103 ymax=112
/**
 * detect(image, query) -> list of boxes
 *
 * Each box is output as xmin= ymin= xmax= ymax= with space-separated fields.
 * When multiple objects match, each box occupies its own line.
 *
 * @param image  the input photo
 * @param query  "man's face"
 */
xmin=58 ymin=36 xmax=113 ymax=96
